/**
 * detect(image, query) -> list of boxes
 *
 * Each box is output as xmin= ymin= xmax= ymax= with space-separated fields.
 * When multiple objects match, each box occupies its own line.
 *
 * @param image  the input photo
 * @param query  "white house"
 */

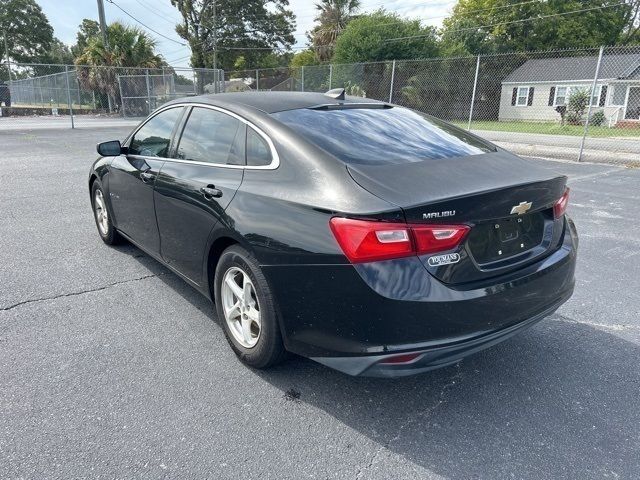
xmin=498 ymin=54 xmax=640 ymax=126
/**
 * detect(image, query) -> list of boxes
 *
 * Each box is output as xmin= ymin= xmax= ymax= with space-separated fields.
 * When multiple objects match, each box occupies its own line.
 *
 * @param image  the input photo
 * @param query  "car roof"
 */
xmin=171 ymin=91 xmax=385 ymax=114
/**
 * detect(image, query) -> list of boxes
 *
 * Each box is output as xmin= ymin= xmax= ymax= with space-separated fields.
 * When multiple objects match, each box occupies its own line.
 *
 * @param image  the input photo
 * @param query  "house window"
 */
xmin=555 ymin=85 xmax=603 ymax=107
xmin=590 ymin=85 xmax=602 ymax=107
xmin=609 ymin=84 xmax=627 ymax=106
xmin=555 ymin=86 xmax=569 ymax=106
xmin=516 ymin=87 xmax=530 ymax=106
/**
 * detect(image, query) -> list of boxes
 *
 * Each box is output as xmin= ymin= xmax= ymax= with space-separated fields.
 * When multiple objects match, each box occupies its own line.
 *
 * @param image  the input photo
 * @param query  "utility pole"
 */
xmin=97 ymin=0 xmax=109 ymax=49
xmin=3 ymin=30 xmax=11 ymax=82
xmin=96 ymin=0 xmax=113 ymax=112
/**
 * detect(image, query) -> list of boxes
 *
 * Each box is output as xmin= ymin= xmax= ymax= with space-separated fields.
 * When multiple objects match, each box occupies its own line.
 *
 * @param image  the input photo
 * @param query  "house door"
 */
xmin=625 ymin=87 xmax=640 ymax=120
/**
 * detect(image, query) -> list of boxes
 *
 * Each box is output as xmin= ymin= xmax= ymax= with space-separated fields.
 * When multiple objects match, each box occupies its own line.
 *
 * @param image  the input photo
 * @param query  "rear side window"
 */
xmin=271 ymin=107 xmax=494 ymax=165
xmin=246 ymin=127 xmax=272 ymax=166
xmin=176 ymin=107 xmax=242 ymax=165
xmin=129 ymin=107 xmax=183 ymax=157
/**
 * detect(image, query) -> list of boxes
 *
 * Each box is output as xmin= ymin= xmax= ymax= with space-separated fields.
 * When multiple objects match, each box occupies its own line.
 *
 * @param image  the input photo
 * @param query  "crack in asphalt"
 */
xmin=550 ymin=313 xmax=640 ymax=332
xmin=354 ymin=363 xmax=463 ymax=479
xmin=0 ymin=273 xmax=163 ymax=312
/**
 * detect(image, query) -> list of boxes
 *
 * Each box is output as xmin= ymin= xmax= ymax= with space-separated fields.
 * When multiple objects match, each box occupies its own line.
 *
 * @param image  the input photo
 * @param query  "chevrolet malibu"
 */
xmin=89 ymin=90 xmax=577 ymax=377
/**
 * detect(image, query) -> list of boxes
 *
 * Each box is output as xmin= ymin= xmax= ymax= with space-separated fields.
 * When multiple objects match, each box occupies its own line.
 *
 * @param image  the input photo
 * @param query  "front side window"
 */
xmin=246 ymin=127 xmax=272 ymax=166
xmin=516 ymin=86 xmax=530 ymax=106
xmin=129 ymin=107 xmax=183 ymax=157
xmin=272 ymin=106 xmax=494 ymax=166
xmin=176 ymin=107 xmax=242 ymax=165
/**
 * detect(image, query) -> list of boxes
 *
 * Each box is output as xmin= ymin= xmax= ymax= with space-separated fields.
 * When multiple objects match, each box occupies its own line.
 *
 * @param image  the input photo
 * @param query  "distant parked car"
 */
xmin=89 ymin=90 xmax=577 ymax=377
xmin=0 ymin=82 xmax=11 ymax=107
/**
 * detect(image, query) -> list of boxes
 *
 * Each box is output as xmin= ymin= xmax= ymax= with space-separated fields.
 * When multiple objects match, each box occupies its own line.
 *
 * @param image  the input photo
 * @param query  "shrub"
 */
xmin=566 ymin=88 xmax=590 ymax=125
xmin=344 ymin=81 xmax=366 ymax=97
xmin=566 ymin=111 xmax=583 ymax=126
xmin=590 ymin=110 xmax=606 ymax=127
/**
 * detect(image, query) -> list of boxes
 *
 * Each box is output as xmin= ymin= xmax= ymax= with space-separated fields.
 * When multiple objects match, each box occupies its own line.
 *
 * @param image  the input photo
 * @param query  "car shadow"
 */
xmin=122 ymin=245 xmax=639 ymax=479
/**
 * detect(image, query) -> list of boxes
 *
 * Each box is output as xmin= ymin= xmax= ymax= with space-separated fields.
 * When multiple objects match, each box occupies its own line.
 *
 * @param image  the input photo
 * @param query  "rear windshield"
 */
xmin=271 ymin=106 xmax=494 ymax=165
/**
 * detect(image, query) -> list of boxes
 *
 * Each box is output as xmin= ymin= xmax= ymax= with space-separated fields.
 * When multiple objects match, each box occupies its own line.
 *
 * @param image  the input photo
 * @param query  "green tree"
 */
xmin=310 ymin=0 xmax=360 ymax=62
xmin=0 ymin=0 xmax=55 ymax=64
xmin=71 ymin=19 xmax=101 ymax=58
xmin=332 ymin=10 xmax=439 ymax=64
xmin=170 ymin=0 xmax=295 ymax=71
xmin=440 ymin=0 xmax=634 ymax=54
xmin=75 ymin=22 xmax=163 ymax=68
xmin=75 ymin=22 xmax=164 ymax=109
xmin=44 ymin=38 xmax=74 ymax=65
xmin=290 ymin=49 xmax=319 ymax=68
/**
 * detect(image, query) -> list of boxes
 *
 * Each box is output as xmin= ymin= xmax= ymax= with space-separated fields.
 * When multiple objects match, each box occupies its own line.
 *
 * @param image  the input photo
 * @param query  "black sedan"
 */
xmin=89 ymin=90 xmax=577 ymax=377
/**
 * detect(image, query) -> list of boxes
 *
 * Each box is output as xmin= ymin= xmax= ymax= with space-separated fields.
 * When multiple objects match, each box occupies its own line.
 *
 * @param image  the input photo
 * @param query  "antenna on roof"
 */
xmin=324 ymin=88 xmax=345 ymax=100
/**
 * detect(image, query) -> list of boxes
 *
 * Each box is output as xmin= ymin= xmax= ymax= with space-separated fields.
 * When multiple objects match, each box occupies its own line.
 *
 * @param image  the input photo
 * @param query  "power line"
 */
xmin=131 ymin=0 xmax=178 ymax=25
xmin=383 ymin=1 xmax=628 ymax=43
xmin=105 ymin=0 xmax=186 ymax=45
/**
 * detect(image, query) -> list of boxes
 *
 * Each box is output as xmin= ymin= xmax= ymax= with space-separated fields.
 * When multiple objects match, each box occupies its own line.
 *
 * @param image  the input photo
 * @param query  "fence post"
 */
xmin=388 ymin=60 xmax=396 ymax=103
xmin=301 ymin=66 xmax=305 ymax=92
xmin=256 ymin=69 xmax=259 ymax=90
xmin=64 ymin=65 xmax=75 ymax=129
xmin=145 ymin=68 xmax=152 ymax=115
xmin=76 ymin=75 xmax=81 ymax=106
xmin=329 ymin=64 xmax=333 ymax=89
xmin=579 ymin=46 xmax=604 ymax=162
xmin=467 ymin=54 xmax=481 ymax=131
xmin=118 ymin=75 xmax=126 ymax=118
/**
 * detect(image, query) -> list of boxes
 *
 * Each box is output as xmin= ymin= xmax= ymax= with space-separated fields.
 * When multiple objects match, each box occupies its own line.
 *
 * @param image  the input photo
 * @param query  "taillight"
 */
xmin=554 ymin=188 xmax=570 ymax=218
xmin=329 ymin=217 xmax=470 ymax=264
xmin=412 ymin=225 xmax=470 ymax=255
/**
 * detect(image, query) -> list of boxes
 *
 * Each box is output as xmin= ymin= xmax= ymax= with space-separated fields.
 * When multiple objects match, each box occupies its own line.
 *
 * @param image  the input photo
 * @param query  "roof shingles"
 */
xmin=503 ymin=54 xmax=640 ymax=83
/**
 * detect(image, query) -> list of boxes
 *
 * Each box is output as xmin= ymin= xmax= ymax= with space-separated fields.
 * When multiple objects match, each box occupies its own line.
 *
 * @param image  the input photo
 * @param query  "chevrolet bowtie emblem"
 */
xmin=510 ymin=201 xmax=532 ymax=215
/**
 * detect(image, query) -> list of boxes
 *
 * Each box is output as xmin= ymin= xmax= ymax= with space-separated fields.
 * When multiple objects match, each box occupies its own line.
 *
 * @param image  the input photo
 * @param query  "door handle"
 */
xmin=201 ymin=185 xmax=223 ymax=199
xmin=140 ymin=171 xmax=155 ymax=183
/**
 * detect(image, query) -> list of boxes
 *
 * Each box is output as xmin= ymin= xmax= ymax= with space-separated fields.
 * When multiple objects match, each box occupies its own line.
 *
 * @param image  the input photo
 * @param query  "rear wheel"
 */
xmin=214 ymin=245 xmax=286 ymax=368
xmin=91 ymin=181 xmax=122 ymax=245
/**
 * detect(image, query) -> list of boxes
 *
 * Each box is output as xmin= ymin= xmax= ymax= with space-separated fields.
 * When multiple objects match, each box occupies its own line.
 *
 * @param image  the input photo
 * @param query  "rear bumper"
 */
xmin=312 ymin=292 xmax=569 ymax=377
xmin=263 ymin=217 xmax=577 ymax=376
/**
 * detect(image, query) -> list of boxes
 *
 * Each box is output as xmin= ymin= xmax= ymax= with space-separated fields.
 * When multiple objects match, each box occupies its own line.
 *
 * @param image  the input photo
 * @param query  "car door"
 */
xmin=108 ymin=106 xmax=184 ymax=255
xmin=153 ymin=105 xmax=245 ymax=284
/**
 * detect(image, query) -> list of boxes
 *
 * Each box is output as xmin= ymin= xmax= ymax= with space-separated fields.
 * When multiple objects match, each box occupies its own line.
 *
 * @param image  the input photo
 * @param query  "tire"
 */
xmin=214 ymin=245 xmax=286 ymax=369
xmin=91 ymin=181 xmax=122 ymax=245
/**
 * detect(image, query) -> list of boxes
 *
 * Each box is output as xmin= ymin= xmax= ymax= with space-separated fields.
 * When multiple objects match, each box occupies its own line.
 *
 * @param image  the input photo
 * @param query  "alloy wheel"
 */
xmin=94 ymin=189 xmax=109 ymax=235
xmin=221 ymin=266 xmax=262 ymax=348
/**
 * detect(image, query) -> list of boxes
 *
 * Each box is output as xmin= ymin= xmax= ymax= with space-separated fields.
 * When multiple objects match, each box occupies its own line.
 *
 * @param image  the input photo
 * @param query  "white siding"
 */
xmin=498 ymin=82 xmax=611 ymax=122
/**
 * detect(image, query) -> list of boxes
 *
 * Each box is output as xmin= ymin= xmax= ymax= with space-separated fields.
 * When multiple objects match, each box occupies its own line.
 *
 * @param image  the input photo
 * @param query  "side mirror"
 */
xmin=97 ymin=140 xmax=126 ymax=157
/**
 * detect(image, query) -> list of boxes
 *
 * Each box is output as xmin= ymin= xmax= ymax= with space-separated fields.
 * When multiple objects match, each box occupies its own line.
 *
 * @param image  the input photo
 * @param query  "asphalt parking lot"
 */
xmin=1 ymin=125 xmax=639 ymax=479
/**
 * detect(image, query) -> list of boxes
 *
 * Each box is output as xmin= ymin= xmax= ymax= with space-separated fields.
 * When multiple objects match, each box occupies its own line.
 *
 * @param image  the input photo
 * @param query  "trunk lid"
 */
xmin=347 ymin=150 xmax=567 ymax=284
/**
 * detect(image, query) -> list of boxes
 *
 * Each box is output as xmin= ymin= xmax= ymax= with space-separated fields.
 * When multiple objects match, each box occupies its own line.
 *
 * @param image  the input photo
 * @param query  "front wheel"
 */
xmin=91 ymin=181 xmax=122 ymax=245
xmin=214 ymin=245 xmax=286 ymax=369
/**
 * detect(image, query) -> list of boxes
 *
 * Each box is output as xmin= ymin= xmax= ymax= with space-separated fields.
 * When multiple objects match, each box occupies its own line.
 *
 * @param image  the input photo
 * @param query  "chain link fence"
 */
xmin=227 ymin=46 xmax=640 ymax=166
xmin=1 ymin=47 xmax=639 ymax=165
xmin=0 ymin=63 xmax=222 ymax=126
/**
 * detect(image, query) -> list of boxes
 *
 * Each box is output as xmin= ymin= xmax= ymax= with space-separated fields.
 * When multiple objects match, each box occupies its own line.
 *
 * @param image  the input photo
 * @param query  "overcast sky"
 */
xmin=37 ymin=0 xmax=456 ymax=68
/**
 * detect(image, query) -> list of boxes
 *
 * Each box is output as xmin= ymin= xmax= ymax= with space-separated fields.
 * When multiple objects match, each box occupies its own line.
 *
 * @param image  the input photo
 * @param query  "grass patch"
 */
xmin=451 ymin=120 xmax=640 ymax=138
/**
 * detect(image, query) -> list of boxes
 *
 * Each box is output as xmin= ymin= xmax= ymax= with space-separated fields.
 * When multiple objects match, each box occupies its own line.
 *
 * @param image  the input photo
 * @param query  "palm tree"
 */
xmin=75 ymin=22 xmax=164 ymax=111
xmin=311 ymin=0 xmax=360 ymax=62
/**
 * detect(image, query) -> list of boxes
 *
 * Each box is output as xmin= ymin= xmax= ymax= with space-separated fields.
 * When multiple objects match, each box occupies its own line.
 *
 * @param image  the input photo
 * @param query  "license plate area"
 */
xmin=466 ymin=211 xmax=547 ymax=264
